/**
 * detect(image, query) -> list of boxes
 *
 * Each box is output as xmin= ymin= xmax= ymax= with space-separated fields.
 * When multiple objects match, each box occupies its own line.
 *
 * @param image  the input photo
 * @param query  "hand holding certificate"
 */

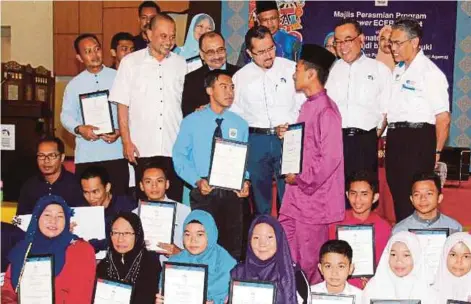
xmin=79 ymin=90 xmax=114 ymax=135
xmin=337 ymin=225 xmax=376 ymax=277
xmin=311 ymin=293 xmax=355 ymax=304
xmin=19 ymin=255 xmax=54 ymax=304
xmin=281 ymin=123 xmax=305 ymax=175
xmin=138 ymin=201 xmax=176 ymax=252
xmin=229 ymin=279 xmax=276 ymax=304
xmin=162 ymin=262 xmax=208 ymax=304
xmin=93 ymin=279 xmax=133 ymax=304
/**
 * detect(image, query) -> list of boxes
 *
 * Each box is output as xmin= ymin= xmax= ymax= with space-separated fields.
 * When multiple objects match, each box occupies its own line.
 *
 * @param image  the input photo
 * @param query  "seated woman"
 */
xmin=431 ymin=232 xmax=471 ymax=303
xmin=230 ymin=215 xmax=310 ymax=304
xmin=156 ymin=210 xmax=236 ymax=304
xmin=1 ymin=195 xmax=96 ymax=303
xmin=362 ymin=231 xmax=433 ymax=304
xmin=96 ymin=212 xmax=161 ymax=304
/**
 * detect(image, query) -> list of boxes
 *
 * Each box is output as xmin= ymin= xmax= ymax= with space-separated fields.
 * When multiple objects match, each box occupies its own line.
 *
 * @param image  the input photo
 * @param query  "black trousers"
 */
xmin=134 ymin=156 xmax=183 ymax=202
xmin=385 ymin=124 xmax=436 ymax=221
xmin=190 ymin=188 xmax=250 ymax=261
xmin=75 ymin=158 xmax=129 ymax=195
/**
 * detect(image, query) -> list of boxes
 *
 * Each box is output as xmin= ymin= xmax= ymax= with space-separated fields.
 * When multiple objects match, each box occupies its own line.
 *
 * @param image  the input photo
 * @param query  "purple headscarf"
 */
xmin=230 ymin=215 xmax=297 ymax=303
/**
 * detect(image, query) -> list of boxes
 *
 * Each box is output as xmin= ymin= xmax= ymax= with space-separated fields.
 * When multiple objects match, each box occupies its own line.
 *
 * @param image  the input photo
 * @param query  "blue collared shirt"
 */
xmin=60 ymin=66 xmax=123 ymax=164
xmin=392 ymin=211 xmax=462 ymax=234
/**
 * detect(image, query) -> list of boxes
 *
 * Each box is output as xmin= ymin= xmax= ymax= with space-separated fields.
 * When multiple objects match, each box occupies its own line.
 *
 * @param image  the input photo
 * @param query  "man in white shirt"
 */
xmin=386 ymin=18 xmax=450 ymax=221
xmin=110 ymin=14 xmax=187 ymax=202
xmin=326 ymin=19 xmax=391 ymax=204
xmin=231 ymin=25 xmax=304 ymax=215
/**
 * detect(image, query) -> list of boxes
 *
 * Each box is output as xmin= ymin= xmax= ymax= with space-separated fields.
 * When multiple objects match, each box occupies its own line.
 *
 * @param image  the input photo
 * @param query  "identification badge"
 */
xmin=229 ymin=128 xmax=238 ymax=139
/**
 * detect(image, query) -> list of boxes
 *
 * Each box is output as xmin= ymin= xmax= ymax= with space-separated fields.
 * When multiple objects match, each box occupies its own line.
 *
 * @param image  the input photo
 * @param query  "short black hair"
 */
xmin=411 ymin=172 xmax=442 ymax=194
xmin=140 ymin=162 xmax=168 ymax=181
xmin=204 ymin=69 xmax=232 ymax=89
xmin=199 ymin=31 xmax=225 ymax=51
xmin=149 ymin=13 xmax=175 ymax=30
xmin=347 ymin=170 xmax=379 ymax=193
xmin=74 ymin=33 xmax=100 ymax=54
xmin=319 ymin=240 xmax=353 ymax=264
xmin=392 ymin=17 xmax=423 ymax=41
xmin=138 ymin=1 xmax=161 ymax=16
xmin=245 ymin=25 xmax=272 ymax=51
xmin=110 ymin=32 xmax=135 ymax=50
xmin=302 ymin=60 xmax=330 ymax=86
xmin=80 ymin=166 xmax=110 ymax=186
xmin=37 ymin=136 xmax=65 ymax=154
xmin=334 ymin=18 xmax=363 ymax=35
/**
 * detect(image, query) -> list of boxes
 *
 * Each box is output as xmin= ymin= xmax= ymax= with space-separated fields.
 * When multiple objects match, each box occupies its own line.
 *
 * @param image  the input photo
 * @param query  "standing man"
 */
xmin=181 ymin=31 xmax=239 ymax=117
xmin=237 ymin=1 xmax=301 ymax=67
xmin=134 ymin=1 xmax=160 ymax=51
xmin=386 ymin=18 xmax=450 ymax=221
xmin=278 ymin=44 xmax=343 ymax=284
xmin=232 ymin=25 xmax=304 ymax=215
xmin=173 ymin=70 xmax=250 ymax=260
xmin=110 ymin=32 xmax=135 ymax=70
xmin=61 ymin=33 xmax=129 ymax=196
xmin=110 ymin=14 xmax=187 ymax=202
xmin=326 ymin=19 xmax=391 ymax=200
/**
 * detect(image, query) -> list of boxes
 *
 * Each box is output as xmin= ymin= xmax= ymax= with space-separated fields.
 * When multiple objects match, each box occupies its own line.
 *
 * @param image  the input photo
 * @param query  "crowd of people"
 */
xmin=1 ymin=1 xmax=469 ymax=304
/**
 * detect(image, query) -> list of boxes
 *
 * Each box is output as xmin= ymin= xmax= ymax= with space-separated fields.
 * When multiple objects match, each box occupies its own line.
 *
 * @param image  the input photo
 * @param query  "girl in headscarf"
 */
xmin=324 ymin=31 xmax=337 ymax=57
xmin=362 ymin=231 xmax=433 ymax=304
xmin=376 ymin=25 xmax=396 ymax=71
xmin=431 ymin=232 xmax=471 ymax=303
xmin=96 ymin=212 xmax=161 ymax=304
xmin=231 ymin=215 xmax=310 ymax=304
xmin=155 ymin=210 xmax=236 ymax=304
xmin=1 ymin=195 xmax=96 ymax=303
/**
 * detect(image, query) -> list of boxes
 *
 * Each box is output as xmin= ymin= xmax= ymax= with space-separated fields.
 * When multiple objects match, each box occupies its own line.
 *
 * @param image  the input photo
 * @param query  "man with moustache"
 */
xmin=60 ymin=33 xmax=129 ymax=195
xmin=181 ymin=31 xmax=239 ymax=117
xmin=110 ymin=14 xmax=187 ymax=202
xmin=110 ymin=32 xmax=135 ymax=70
xmin=133 ymin=1 xmax=160 ymax=51
xmin=231 ymin=25 xmax=305 ymax=215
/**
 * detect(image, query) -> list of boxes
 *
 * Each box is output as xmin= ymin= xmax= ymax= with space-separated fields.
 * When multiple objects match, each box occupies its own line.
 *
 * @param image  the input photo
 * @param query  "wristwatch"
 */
xmin=74 ymin=125 xmax=81 ymax=135
xmin=436 ymin=150 xmax=442 ymax=154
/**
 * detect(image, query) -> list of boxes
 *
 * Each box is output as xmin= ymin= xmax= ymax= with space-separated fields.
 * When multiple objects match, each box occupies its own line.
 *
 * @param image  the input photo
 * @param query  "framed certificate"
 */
xmin=336 ymin=224 xmax=376 ymax=277
xmin=409 ymin=228 xmax=449 ymax=278
xmin=93 ymin=278 xmax=133 ymax=304
xmin=371 ymin=300 xmax=421 ymax=304
xmin=311 ymin=292 xmax=355 ymax=304
xmin=79 ymin=90 xmax=114 ymax=135
xmin=446 ymin=301 xmax=471 ymax=304
xmin=138 ymin=201 xmax=176 ymax=253
xmin=280 ymin=123 xmax=305 ymax=176
xmin=208 ymin=138 xmax=249 ymax=191
xmin=18 ymin=254 xmax=54 ymax=304
xmin=162 ymin=262 xmax=208 ymax=304
xmin=229 ymin=279 xmax=276 ymax=304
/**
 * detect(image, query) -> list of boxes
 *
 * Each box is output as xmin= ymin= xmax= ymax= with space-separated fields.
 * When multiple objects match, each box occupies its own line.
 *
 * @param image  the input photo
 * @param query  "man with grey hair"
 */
xmin=386 ymin=17 xmax=450 ymax=221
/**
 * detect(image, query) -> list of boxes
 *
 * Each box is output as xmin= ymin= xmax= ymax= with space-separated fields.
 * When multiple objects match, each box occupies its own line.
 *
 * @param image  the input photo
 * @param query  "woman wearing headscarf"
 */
xmin=431 ymin=232 xmax=471 ymax=303
xmin=362 ymin=231 xmax=433 ymax=304
xmin=1 ymin=195 xmax=96 ymax=303
xmin=96 ymin=212 xmax=161 ymax=304
xmin=376 ymin=25 xmax=396 ymax=71
xmin=324 ymin=32 xmax=337 ymax=57
xmin=155 ymin=210 xmax=236 ymax=304
xmin=230 ymin=215 xmax=310 ymax=304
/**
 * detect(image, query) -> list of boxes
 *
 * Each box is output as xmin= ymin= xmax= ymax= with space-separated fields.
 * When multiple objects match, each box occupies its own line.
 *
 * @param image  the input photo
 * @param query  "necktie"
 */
xmin=213 ymin=118 xmax=223 ymax=139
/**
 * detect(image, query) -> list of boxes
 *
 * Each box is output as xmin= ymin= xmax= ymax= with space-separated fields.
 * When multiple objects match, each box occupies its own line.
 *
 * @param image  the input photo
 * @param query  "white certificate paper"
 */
xmin=230 ymin=280 xmax=275 ymax=304
xmin=19 ymin=256 xmax=54 ymax=304
xmin=139 ymin=201 xmax=176 ymax=252
xmin=80 ymin=90 xmax=114 ymax=135
xmin=371 ymin=300 xmax=421 ymax=304
xmin=281 ymin=123 xmax=304 ymax=175
xmin=93 ymin=279 xmax=133 ymax=304
xmin=409 ymin=229 xmax=448 ymax=280
xmin=208 ymin=138 xmax=248 ymax=191
xmin=337 ymin=225 xmax=375 ymax=277
xmin=163 ymin=262 xmax=207 ymax=304
xmin=311 ymin=293 xmax=355 ymax=304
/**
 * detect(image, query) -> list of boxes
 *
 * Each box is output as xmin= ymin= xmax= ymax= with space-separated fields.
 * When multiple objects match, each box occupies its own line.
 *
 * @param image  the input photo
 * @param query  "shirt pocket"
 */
xmin=358 ymin=75 xmax=378 ymax=106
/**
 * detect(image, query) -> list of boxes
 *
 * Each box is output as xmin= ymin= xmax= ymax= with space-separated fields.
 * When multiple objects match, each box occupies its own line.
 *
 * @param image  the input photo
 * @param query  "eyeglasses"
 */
xmin=325 ymin=44 xmax=334 ymax=49
xmin=110 ymin=231 xmax=135 ymax=238
xmin=202 ymin=47 xmax=226 ymax=57
xmin=252 ymin=45 xmax=276 ymax=57
xmin=388 ymin=37 xmax=415 ymax=48
xmin=37 ymin=153 xmax=60 ymax=161
xmin=333 ymin=35 xmax=360 ymax=48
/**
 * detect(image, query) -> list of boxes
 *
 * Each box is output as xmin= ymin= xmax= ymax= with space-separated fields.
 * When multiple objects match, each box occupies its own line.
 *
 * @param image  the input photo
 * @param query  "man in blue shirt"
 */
xmin=60 ymin=33 xmax=129 ymax=195
xmin=173 ymin=70 xmax=250 ymax=260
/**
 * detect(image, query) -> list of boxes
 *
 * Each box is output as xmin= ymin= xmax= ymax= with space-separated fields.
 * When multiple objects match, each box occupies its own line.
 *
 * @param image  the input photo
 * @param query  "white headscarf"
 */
xmin=431 ymin=232 xmax=471 ymax=304
xmin=362 ymin=231 xmax=432 ymax=304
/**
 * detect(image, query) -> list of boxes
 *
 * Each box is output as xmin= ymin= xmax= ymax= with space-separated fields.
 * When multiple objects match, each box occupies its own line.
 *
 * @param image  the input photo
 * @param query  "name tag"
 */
xmin=402 ymin=80 xmax=417 ymax=91
xmin=229 ymin=128 xmax=238 ymax=139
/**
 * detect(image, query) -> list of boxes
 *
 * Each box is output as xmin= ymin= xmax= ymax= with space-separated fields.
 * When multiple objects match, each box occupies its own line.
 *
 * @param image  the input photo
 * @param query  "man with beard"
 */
xmin=61 ymin=33 xmax=129 ymax=196
xmin=231 ymin=25 xmax=305 ymax=215
xmin=133 ymin=1 xmax=160 ymax=51
xmin=110 ymin=14 xmax=187 ymax=202
xmin=181 ymin=31 xmax=239 ymax=117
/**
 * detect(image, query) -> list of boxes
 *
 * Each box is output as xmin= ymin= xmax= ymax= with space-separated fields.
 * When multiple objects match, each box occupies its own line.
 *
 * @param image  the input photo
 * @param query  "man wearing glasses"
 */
xmin=181 ymin=31 xmax=239 ymax=117
xmin=231 ymin=25 xmax=305 ymax=215
xmin=386 ymin=18 xmax=450 ymax=221
xmin=133 ymin=1 xmax=161 ymax=51
xmin=16 ymin=137 xmax=86 ymax=215
xmin=326 ymin=18 xmax=392 ymax=207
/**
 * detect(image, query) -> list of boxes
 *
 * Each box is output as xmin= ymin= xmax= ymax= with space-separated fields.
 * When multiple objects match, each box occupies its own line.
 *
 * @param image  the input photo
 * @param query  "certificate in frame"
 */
xmin=162 ymin=262 xmax=208 ymax=304
xmin=446 ymin=301 xmax=471 ymax=304
xmin=79 ymin=90 xmax=114 ymax=135
xmin=229 ymin=279 xmax=276 ymax=304
xmin=371 ymin=300 xmax=421 ymax=304
xmin=311 ymin=292 xmax=355 ymax=304
xmin=280 ymin=122 xmax=305 ymax=176
xmin=138 ymin=201 xmax=177 ymax=253
xmin=92 ymin=278 xmax=134 ymax=304
xmin=336 ymin=224 xmax=376 ymax=278
xmin=18 ymin=254 xmax=55 ymax=304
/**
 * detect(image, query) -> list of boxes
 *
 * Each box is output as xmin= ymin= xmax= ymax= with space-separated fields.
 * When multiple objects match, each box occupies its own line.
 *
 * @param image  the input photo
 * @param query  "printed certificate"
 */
xmin=229 ymin=279 xmax=276 ymax=304
xmin=79 ymin=90 xmax=114 ymax=135
xmin=337 ymin=224 xmax=375 ymax=277
xmin=93 ymin=278 xmax=133 ymax=304
xmin=138 ymin=201 xmax=176 ymax=253
xmin=311 ymin=292 xmax=355 ymax=304
xmin=281 ymin=123 xmax=305 ymax=175
xmin=409 ymin=228 xmax=449 ymax=279
xmin=371 ymin=300 xmax=421 ymax=304
xmin=162 ymin=262 xmax=208 ymax=304
xmin=19 ymin=255 xmax=54 ymax=304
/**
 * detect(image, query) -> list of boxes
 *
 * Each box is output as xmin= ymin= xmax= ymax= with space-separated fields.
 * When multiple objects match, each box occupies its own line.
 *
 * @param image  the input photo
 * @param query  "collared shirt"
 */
xmin=60 ymin=66 xmax=123 ymax=164
xmin=311 ymin=281 xmax=363 ymax=303
xmin=172 ymin=106 xmax=249 ymax=187
xmin=326 ymin=54 xmax=392 ymax=130
xmin=392 ymin=211 xmax=462 ymax=234
xmin=231 ymin=57 xmax=305 ymax=128
xmin=17 ymin=168 xmax=86 ymax=215
xmin=109 ymin=48 xmax=187 ymax=157
xmin=388 ymin=50 xmax=450 ymax=124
